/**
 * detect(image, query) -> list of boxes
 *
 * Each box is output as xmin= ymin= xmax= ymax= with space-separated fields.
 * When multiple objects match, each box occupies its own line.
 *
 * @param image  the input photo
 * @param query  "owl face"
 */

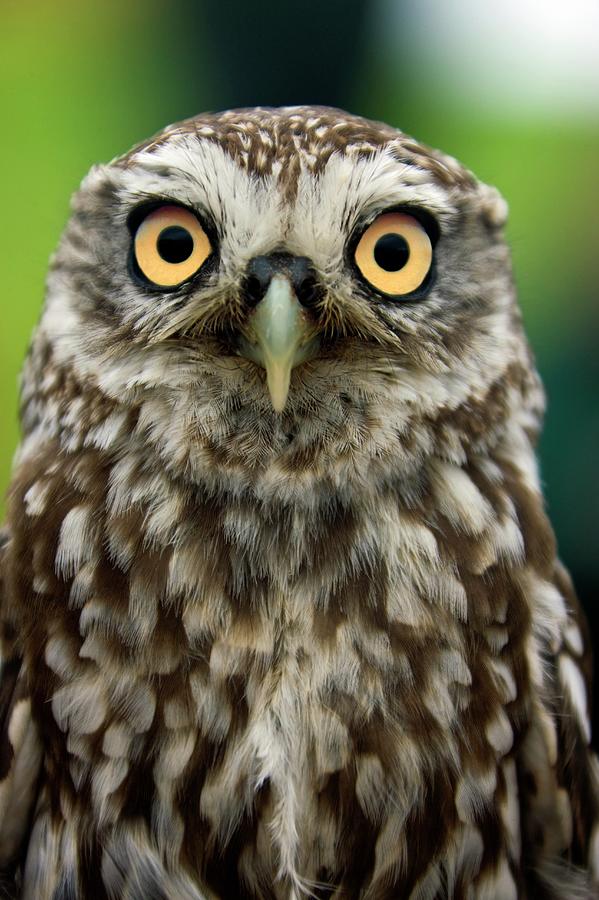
xmin=38 ymin=107 xmax=523 ymax=489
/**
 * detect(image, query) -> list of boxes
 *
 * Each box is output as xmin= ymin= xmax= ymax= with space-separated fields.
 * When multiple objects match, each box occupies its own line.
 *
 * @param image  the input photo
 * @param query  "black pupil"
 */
xmin=373 ymin=233 xmax=410 ymax=272
xmin=157 ymin=226 xmax=194 ymax=264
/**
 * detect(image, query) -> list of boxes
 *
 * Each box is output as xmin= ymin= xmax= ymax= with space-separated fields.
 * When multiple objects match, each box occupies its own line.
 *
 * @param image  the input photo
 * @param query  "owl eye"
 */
xmin=354 ymin=212 xmax=433 ymax=298
xmin=133 ymin=205 xmax=212 ymax=288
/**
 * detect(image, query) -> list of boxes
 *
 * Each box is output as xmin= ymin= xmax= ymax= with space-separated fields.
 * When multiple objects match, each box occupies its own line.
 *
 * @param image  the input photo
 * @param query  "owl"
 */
xmin=0 ymin=105 xmax=597 ymax=900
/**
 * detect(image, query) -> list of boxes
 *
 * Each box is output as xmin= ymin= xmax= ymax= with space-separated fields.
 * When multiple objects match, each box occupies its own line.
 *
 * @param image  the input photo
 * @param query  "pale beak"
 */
xmin=238 ymin=274 xmax=319 ymax=412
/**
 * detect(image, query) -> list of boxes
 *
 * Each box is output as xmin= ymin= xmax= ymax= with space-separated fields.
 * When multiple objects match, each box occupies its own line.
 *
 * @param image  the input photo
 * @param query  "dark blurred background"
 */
xmin=1 ymin=0 xmax=597 ymax=712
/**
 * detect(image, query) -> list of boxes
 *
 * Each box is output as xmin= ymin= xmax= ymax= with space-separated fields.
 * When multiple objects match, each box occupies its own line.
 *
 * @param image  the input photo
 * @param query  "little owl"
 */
xmin=0 ymin=106 xmax=597 ymax=899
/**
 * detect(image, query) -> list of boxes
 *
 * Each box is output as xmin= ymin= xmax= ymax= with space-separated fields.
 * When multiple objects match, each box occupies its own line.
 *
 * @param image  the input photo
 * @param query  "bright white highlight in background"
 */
xmin=379 ymin=0 xmax=599 ymax=118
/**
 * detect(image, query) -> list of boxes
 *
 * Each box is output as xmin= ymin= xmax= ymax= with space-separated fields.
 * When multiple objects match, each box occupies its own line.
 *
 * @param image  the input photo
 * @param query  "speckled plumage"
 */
xmin=0 ymin=106 xmax=598 ymax=899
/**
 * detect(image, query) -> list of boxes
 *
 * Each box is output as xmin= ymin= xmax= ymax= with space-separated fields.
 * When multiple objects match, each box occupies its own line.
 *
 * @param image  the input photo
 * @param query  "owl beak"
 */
xmin=238 ymin=274 xmax=318 ymax=412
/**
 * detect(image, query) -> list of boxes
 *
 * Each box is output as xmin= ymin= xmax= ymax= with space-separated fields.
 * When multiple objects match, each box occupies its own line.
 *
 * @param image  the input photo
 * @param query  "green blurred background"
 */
xmin=1 ymin=0 xmax=597 ymax=672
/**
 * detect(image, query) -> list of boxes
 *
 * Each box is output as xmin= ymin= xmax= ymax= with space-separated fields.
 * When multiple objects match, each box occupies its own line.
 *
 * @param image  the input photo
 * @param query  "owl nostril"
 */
xmin=244 ymin=274 xmax=265 ymax=308
xmin=244 ymin=253 xmax=322 ymax=310
xmin=294 ymin=274 xmax=322 ymax=309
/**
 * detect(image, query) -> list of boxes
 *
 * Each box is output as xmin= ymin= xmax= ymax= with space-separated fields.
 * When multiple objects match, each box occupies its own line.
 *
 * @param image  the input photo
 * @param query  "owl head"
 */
xmin=26 ymin=106 xmax=540 ymax=495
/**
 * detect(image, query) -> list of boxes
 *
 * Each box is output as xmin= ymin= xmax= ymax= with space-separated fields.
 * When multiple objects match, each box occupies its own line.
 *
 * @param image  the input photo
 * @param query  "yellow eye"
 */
xmin=133 ymin=205 xmax=212 ymax=287
xmin=354 ymin=212 xmax=433 ymax=297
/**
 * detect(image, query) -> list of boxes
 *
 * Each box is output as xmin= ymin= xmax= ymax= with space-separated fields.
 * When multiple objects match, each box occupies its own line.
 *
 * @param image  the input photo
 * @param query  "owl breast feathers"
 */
xmin=0 ymin=106 xmax=597 ymax=899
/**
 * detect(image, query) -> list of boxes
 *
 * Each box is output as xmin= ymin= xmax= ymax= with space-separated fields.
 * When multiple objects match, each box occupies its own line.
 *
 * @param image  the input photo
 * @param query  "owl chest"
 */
xmin=27 ymin=481 xmax=519 ymax=896
xmin=29 ymin=547 xmax=521 ymax=899
xmin=183 ymin=589 xmax=471 ymax=828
